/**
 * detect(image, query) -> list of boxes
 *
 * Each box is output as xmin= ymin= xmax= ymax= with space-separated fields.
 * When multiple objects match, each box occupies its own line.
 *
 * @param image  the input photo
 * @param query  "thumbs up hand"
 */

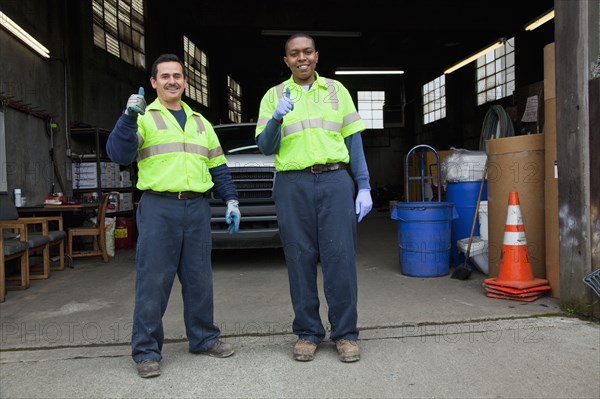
xmin=125 ymin=87 xmax=146 ymax=117
xmin=272 ymin=87 xmax=294 ymax=121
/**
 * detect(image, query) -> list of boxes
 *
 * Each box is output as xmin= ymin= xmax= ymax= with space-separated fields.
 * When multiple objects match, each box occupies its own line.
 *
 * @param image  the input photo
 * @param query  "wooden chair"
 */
xmin=28 ymin=215 xmax=67 ymax=271
xmin=16 ymin=217 xmax=51 ymax=279
xmin=0 ymin=194 xmax=31 ymax=300
xmin=68 ymin=194 xmax=110 ymax=263
xmin=1 ymin=221 xmax=29 ymax=302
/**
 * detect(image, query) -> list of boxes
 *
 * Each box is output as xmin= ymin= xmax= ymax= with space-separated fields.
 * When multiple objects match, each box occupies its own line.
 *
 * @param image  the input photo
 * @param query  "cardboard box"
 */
xmin=544 ymin=43 xmax=556 ymax=100
xmin=543 ymin=41 xmax=559 ymax=297
xmin=486 ymin=134 xmax=545 ymax=279
xmin=545 ymin=179 xmax=560 ymax=297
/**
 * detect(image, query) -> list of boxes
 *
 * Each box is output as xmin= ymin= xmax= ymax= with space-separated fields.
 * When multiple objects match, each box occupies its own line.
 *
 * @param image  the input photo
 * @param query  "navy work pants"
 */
xmin=274 ymin=169 xmax=358 ymax=344
xmin=131 ymin=192 xmax=220 ymax=363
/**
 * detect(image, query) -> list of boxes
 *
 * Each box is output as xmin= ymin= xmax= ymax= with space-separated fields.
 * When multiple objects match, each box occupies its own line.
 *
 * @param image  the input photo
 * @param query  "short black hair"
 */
xmin=284 ymin=33 xmax=316 ymax=55
xmin=151 ymin=54 xmax=187 ymax=79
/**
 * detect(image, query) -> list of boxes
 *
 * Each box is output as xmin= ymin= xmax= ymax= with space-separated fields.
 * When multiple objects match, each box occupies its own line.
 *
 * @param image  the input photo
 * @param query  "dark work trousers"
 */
xmin=131 ymin=192 xmax=220 ymax=363
xmin=274 ymin=168 xmax=358 ymax=344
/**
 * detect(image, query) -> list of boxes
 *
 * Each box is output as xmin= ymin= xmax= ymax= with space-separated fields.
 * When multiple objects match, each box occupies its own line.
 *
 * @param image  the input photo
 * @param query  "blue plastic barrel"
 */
xmin=391 ymin=202 xmax=457 ymax=277
xmin=445 ymin=181 xmax=488 ymax=267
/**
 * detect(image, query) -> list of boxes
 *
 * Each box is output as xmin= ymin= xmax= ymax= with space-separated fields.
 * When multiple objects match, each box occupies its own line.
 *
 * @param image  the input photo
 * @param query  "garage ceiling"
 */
xmin=167 ymin=0 xmax=554 ymax=89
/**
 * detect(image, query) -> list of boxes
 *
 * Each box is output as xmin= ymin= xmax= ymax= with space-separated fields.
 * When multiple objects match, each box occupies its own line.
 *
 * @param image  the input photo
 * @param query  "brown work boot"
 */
xmin=202 ymin=340 xmax=234 ymax=358
xmin=335 ymin=339 xmax=360 ymax=362
xmin=293 ymin=338 xmax=317 ymax=361
xmin=136 ymin=359 xmax=160 ymax=378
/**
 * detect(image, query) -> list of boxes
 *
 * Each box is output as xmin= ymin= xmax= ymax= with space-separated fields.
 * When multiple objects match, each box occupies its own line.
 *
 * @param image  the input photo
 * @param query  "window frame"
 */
xmin=357 ymin=90 xmax=385 ymax=129
xmin=92 ymin=0 xmax=145 ymax=69
xmin=476 ymin=37 xmax=515 ymax=106
xmin=183 ymin=35 xmax=209 ymax=107
xmin=422 ymin=75 xmax=446 ymax=125
xmin=227 ymin=76 xmax=242 ymax=123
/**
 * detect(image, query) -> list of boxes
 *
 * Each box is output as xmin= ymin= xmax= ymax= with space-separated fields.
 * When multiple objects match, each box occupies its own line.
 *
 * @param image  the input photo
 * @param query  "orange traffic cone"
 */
xmin=484 ymin=192 xmax=550 ymax=300
xmin=486 ymin=292 xmax=544 ymax=302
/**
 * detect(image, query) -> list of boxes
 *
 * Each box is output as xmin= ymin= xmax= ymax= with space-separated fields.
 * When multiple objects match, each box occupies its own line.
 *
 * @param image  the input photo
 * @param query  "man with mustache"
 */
xmin=255 ymin=33 xmax=373 ymax=362
xmin=107 ymin=54 xmax=240 ymax=378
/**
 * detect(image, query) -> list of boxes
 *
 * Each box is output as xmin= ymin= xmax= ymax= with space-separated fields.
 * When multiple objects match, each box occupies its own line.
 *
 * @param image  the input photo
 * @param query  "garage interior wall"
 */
xmin=2 ymin=1 xmax=555 ymax=202
xmin=1 ymin=1 xmax=597 ymax=313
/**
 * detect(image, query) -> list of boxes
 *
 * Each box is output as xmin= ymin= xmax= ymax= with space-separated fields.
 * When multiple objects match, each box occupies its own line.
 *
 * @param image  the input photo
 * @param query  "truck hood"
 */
xmin=225 ymin=153 xmax=275 ymax=169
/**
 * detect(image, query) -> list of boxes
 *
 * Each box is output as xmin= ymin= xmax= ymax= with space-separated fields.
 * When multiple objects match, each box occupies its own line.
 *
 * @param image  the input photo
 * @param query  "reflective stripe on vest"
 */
xmin=343 ymin=111 xmax=363 ymax=126
xmin=325 ymin=78 xmax=339 ymax=111
xmin=282 ymin=119 xmax=343 ymax=137
xmin=139 ymin=111 xmax=223 ymax=161
xmin=150 ymin=110 xmax=168 ymax=129
xmin=191 ymin=115 xmax=206 ymax=133
xmin=274 ymin=79 xmax=342 ymax=137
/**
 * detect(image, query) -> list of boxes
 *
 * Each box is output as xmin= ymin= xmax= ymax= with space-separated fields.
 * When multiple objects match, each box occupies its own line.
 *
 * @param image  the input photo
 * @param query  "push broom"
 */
xmin=451 ymin=160 xmax=488 ymax=280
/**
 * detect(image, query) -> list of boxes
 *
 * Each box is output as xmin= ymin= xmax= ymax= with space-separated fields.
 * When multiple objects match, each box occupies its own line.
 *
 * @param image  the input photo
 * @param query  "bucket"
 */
xmin=457 ymin=236 xmax=489 ymax=274
xmin=478 ymin=200 xmax=489 ymax=241
xmin=446 ymin=181 xmax=487 ymax=267
xmin=391 ymin=202 xmax=457 ymax=277
xmin=114 ymin=216 xmax=135 ymax=249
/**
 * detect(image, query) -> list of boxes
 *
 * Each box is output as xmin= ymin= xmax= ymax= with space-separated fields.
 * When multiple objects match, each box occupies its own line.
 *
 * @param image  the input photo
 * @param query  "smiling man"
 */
xmin=255 ymin=34 xmax=373 ymax=363
xmin=106 ymin=54 xmax=240 ymax=378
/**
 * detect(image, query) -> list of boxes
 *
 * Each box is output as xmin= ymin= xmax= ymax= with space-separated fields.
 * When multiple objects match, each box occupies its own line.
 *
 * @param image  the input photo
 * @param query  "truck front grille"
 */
xmin=211 ymin=167 xmax=276 ymax=201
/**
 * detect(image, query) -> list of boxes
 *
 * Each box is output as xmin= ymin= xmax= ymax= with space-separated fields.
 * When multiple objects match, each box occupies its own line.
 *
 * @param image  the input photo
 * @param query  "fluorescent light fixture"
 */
xmin=261 ymin=29 xmax=361 ymax=38
xmin=444 ymin=38 xmax=505 ymax=74
xmin=335 ymin=69 xmax=404 ymax=75
xmin=524 ymin=9 xmax=555 ymax=31
xmin=0 ymin=11 xmax=50 ymax=58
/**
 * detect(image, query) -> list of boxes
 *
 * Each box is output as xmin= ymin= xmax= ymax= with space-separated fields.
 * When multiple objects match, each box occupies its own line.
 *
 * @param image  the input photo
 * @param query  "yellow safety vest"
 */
xmin=135 ymin=98 xmax=226 ymax=192
xmin=256 ymin=72 xmax=366 ymax=171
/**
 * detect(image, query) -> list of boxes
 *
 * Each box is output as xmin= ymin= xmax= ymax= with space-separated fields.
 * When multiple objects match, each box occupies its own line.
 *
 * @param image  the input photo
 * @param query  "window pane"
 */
xmin=93 ymin=24 xmax=106 ymax=49
xmin=477 ymin=66 xmax=485 ymax=80
xmin=506 ymin=52 xmax=515 ymax=67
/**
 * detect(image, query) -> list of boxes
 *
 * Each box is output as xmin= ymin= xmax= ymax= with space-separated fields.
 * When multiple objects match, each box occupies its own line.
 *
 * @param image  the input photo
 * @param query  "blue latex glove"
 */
xmin=125 ymin=87 xmax=146 ymax=116
xmin=355 ymin=189 xmax=373 ymax=223
xmin=225 ymin=199 xmax=241 ymax=234
xmin=273 ymin=87 xmax=294 ymax=121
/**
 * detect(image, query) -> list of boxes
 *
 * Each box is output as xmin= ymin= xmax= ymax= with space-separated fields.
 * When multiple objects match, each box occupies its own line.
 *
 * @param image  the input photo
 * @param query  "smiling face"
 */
xmin=150 ymin=61 xmax=187 ymax=109
xmin=284 ymin=36 xmax=319 ymax=85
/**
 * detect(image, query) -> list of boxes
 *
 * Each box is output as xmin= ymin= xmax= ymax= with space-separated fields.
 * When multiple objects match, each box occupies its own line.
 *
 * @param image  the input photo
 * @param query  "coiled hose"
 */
xmin=479 ymin=104 xmax=515 ymax=150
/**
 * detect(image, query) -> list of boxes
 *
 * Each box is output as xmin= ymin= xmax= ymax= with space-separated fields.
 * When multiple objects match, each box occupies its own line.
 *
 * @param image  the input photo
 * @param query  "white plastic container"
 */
xmin=14 ymin=188 xmax=22 ymax=207
xmin=442 ymin=149 xmax=487 ymax=183
xmin=478 ymin=200 xmax=489 ymax=241
xmin=457 ymin=236 xmax=489 ymax=274
xmin=107 ymin=191 xmax=120 ymax=213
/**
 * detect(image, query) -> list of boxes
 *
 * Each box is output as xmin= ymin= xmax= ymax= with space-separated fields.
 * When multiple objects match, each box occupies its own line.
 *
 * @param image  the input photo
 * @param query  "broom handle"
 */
xmin=465 ymin=161 xmax=488 ymax=259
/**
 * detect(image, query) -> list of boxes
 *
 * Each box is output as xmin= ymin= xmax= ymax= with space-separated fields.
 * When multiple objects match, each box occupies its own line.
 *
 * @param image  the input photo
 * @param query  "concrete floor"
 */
xmin=1 ymin=210 xmax=599 ymax=398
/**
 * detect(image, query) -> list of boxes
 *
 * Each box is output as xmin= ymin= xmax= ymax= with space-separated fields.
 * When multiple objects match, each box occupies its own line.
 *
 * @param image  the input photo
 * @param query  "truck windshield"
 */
xmin=214 ymin=124 xmax=261 ymax=154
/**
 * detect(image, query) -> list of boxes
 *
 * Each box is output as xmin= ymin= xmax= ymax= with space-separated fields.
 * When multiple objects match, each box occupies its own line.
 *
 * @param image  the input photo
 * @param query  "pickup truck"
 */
xmin=209 ymin=123 xmax=281 ymax=249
